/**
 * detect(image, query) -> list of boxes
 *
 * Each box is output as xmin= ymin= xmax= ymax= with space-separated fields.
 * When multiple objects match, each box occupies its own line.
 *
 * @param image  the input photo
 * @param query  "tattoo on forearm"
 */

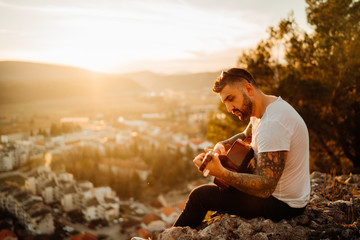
xmin=221 ymin=151 xmax=286 ymax=198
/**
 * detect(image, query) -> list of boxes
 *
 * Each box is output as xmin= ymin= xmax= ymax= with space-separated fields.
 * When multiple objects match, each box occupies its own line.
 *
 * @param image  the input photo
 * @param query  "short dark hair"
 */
xmin=212 ymin=68 xmax=257 ymax=93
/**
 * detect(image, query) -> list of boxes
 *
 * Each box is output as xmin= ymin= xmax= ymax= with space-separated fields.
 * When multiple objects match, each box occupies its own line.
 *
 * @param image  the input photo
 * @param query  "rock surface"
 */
xmin=158 ymin=171 xmax=360 ymax=240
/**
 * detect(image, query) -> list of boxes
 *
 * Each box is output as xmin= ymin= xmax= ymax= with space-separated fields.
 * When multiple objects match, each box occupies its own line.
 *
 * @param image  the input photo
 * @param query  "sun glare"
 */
xmin=0 ymin=0 xmax=274 ymax=73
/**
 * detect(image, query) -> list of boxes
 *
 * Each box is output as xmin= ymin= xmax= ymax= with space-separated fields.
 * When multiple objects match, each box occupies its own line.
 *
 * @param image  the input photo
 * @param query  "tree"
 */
xmin=129 ymin=171 xmax=143 ymax=199
xmin=206 ymin=102 xmax=248 ymax=144
xmin=302 ymin=0 xmax=360 ymax=171
xmin=207 ymin=0 xmax=360 ymax=173
xmin=50 ymin=123 xmax=61 ymax=136
xmin=276 ymin=0 xmax=360 ymax=172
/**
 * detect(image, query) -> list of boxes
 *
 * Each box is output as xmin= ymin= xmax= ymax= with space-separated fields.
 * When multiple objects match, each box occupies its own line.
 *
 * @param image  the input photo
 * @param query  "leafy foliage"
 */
xmin=50 ymin=122 xmax=81 ymax=136
xmin=51 ymin=140 xmax=200 ymax=200
xmin=206 ymin=102 xmax=248 ymax=144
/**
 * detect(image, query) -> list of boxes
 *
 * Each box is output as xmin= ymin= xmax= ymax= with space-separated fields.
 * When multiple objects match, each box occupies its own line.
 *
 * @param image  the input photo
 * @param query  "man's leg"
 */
xmin=173 ymin=184 xmax=264 ymax=228
xmin=173 ymin=184 xmax=305 ymax=228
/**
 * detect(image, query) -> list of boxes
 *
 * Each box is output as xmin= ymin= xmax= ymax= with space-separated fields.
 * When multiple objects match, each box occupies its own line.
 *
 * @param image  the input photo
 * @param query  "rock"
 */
xmin=158 ymin=172 xmax=360 ymax=240
xmin=310 ymin=171 xmax=323 ymax=180
xmin=158 ymin=227 xmax=204 ymax=240
xmin=292 ymin=214 xmax=310 ymax=226
xmin=335 ymin=175 xmax=349 ymax=184
xmin=251 ymin=232 xmax=268 ymax=240
xmin=345 ymin=176 xmax=360 ymax=184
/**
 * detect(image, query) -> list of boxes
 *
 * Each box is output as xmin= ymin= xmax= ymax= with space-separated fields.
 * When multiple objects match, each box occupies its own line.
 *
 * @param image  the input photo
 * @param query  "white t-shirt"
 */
xmin=250 ymin=97 xmax=310 ymax=208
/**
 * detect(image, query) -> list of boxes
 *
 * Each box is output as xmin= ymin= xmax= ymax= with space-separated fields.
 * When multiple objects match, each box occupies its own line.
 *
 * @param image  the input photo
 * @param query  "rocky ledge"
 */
xmin=158 ymin=171 xmax=360 ymax=240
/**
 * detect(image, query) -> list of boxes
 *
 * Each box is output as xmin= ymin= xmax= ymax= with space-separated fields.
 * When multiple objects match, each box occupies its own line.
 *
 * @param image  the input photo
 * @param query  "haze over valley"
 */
xmin=0 ymin=61 xmax=221 ymax=135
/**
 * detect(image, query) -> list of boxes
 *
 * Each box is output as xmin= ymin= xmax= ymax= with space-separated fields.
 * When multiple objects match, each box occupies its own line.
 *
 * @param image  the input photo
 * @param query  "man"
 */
xmin=173 ymin=68 xmax=310 ymax=229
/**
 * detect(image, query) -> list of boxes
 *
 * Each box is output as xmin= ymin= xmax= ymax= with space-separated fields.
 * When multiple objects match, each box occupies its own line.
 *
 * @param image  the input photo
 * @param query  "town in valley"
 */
xmin=0 ymin=75 xmax=226 ymax=239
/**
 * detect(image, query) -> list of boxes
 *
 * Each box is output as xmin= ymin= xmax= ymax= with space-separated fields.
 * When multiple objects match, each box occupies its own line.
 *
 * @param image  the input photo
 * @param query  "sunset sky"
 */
xmin=0 ymin=0 xmax=310 ymax=74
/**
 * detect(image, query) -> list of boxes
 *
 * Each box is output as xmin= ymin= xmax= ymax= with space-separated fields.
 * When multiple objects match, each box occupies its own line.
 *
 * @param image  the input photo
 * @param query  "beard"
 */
xmin=232 ymin=91 xmax=253 ymax=120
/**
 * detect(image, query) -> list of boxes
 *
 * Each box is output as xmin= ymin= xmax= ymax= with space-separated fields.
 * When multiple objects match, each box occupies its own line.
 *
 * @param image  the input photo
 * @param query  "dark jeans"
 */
xmin=174 ymin=184 xmax=305 ymax=229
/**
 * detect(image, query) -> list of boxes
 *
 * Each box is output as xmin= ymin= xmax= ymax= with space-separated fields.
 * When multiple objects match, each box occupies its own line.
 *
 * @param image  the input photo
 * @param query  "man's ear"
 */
xmin=243 ymin=83 xmax=254 ymax=96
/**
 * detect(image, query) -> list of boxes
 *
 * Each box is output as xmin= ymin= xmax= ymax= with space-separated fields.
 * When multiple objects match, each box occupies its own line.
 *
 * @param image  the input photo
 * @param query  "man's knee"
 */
xmin=188 ymin=184 xmax=218 ymax=203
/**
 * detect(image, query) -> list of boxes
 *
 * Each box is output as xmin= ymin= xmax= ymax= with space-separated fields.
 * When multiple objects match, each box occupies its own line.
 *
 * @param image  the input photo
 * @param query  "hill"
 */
xmin=0 ymin=61 xmax=142 ymax=104
xmin=120 ymin=70 xmax=221 ymax=92
xmin=0 ymin=61 xmax=221 ymax=105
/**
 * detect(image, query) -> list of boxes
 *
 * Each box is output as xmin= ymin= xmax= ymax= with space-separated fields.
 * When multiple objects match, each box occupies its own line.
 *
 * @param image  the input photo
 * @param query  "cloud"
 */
xmin=112 ymin=46 xmax=247 ymax=74
xmin=0 ymin=0 xmax=308 ymax=73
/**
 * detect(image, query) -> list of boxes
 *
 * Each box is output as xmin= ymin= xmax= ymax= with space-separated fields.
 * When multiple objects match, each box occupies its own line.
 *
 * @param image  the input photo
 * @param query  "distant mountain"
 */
xmin=0 ymin=61 xmax=221 ymax=104
xmin=120 ymin=70 xmax=221 ymax=92
xmin=0 ymin=61 xmax=143 ymax=104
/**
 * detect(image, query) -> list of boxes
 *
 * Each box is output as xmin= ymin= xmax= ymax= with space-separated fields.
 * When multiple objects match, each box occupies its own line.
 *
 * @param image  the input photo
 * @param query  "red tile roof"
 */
xmin=161 ymin=206 xmax=177 ymax=217
xmin=0 ymin=229 xmax=17 ymax=240
xmin=142 ymin=213 xmax=161 ymax=225
xmin=189 ymin=138 xmax=205 ymax=145
xmin=71 ymin=232 xmax=97 ymax=240
xmin=136 ymin=229 xmax=152 ymax=239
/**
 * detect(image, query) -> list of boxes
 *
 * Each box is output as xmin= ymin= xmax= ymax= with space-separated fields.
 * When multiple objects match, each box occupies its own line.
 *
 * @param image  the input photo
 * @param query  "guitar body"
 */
xmin=200 ymin=139 xmax=254 ymax=190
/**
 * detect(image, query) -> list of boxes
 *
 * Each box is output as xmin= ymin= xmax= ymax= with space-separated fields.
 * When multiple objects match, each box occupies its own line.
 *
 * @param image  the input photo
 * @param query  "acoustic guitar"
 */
xmin=199 ymin=138 xmax=254 ymax=190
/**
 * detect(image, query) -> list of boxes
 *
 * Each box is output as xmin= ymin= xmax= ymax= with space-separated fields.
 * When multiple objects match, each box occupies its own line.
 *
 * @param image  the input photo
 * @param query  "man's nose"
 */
xmin=225 ymin=103 xmax=233 ymax=113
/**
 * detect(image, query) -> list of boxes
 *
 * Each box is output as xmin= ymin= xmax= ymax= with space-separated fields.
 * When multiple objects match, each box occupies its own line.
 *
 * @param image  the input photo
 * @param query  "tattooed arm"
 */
xmin=215 ymin=151 xmax=287 ymax=198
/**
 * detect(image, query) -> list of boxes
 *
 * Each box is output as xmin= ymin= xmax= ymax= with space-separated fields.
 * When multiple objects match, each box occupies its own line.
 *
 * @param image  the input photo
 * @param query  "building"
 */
xmin=61 ymin=184 xmax=79 ymax=212
xmin=0 ymin=183 xmax=55 ymax=235
xmin=98 ymin=158 xmax=150 ymax=181
xmin=82 ymin=197 xmax=101 ymax=222
xmin=24 ymin=166 xmax=120 ymax=222
xmin=0 ymin=150 xmax=14 ymax=171
xmin=0 ymin=133 xmax=26 ymax=143
xmin=0 ymin=144 xmax=29 ymax=171
xmin=141 ymin=213 xmax=165 ymax=232
xmin=188 ymin=138 xmax=213 ymax=152
xmin=41 ymin=179 xmax=57 ymax=204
